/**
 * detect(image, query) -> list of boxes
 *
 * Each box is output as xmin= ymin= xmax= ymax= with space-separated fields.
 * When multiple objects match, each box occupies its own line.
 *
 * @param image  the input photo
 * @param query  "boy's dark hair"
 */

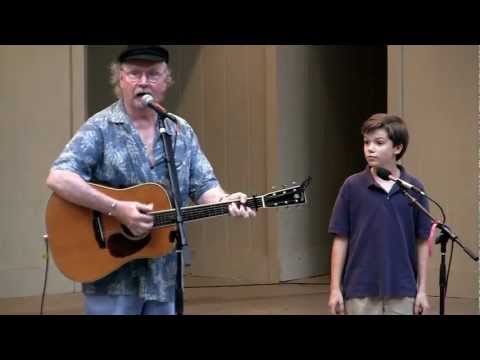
xmin=361 ymin=113 xmax=409 ymax=160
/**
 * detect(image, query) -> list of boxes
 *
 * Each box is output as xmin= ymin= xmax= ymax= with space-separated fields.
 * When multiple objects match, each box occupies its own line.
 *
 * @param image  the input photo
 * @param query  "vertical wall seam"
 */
xmin=69 ymin=46 xmax=74 ymax=137
xmin=400 ymin=45 xmax=405 ymax=119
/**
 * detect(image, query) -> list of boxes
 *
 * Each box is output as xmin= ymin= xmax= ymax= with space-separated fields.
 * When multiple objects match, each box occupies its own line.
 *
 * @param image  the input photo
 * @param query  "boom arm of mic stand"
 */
xmin=436 ymin=224 xmax=478 ymax=261
xmin=400 ymin=189 xmax=478 ymax=261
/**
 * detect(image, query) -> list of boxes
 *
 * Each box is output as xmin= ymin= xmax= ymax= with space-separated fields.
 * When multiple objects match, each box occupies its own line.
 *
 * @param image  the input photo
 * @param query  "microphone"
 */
xmin=376 ymin=167 xmax=426 ymax=196
xmin=141 ymin=94 xmax=177 ymax=122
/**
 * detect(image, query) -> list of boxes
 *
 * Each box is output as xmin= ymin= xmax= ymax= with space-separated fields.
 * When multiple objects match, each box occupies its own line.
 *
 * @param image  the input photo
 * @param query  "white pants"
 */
xmin=345 ymin=297 xmax=415 ymax=315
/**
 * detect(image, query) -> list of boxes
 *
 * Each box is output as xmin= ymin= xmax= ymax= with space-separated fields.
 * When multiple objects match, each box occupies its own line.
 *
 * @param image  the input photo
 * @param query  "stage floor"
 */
xmin=0 ymin=276 xmax=477 ymax=315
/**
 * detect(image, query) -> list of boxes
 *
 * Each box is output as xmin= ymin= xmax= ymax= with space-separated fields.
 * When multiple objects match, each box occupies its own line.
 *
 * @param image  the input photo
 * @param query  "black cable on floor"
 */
xmin=40 ymin=235 xmax=49 ymax=315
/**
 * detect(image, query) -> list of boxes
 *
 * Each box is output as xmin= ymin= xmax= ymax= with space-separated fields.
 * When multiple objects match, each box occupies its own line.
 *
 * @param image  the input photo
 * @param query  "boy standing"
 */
xmin=328 ymin=114 xmax=431 ymax=315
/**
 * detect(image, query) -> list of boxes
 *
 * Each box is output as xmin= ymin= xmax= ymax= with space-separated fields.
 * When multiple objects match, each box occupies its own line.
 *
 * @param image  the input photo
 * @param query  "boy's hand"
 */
xmin=328 ymin=289 xmax=345 ymax=315
xmin=414 ymin=291 xmax=430 ymax=315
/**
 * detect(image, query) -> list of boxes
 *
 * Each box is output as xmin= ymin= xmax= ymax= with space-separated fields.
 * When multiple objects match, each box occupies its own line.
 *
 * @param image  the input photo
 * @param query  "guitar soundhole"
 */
xmin=107 ymin=233 xmax=152 ymax=258
xmin=121 ymin=225 xmax=135 ymax=238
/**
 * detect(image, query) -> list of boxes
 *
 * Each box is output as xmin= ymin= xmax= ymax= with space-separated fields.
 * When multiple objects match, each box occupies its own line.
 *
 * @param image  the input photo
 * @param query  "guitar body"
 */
xmin=45 ymin=183 xmax=176 ymax=283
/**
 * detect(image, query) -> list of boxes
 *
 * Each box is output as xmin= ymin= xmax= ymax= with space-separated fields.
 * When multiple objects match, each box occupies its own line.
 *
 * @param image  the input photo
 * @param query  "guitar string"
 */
xmin=153 ymin=198 xmax=263 ymax=226
xmin=153 ymin=201 xmax=259 ymax=225
xmin=151 ymin=190 xmax=304 ymax=226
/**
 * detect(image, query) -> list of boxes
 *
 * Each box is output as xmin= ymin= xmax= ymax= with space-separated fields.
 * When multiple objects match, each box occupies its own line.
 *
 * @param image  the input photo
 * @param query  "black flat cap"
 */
xmin=118 ymin=45 xmax=169 ymax=64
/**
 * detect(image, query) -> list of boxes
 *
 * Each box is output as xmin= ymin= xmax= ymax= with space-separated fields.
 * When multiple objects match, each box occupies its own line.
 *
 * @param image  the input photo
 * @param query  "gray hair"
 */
xmin=109 ymin=61 xmax=174 ymax=99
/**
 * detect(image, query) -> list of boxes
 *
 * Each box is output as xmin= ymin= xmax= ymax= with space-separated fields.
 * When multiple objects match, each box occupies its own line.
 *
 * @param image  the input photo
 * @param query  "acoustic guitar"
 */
xmin=45 ymin=178 xmax=311 ymax=283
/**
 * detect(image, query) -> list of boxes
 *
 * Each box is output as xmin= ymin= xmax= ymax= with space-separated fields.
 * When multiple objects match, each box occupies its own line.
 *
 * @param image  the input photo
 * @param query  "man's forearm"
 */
xmin=46 ymin=170 xmax=117 ymax=215
xmin=197 ymin=186 xmax=228 ymax=205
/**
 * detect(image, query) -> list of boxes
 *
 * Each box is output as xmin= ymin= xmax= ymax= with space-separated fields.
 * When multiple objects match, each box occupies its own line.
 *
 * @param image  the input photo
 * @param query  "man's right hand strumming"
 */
xmin=111 ymin=201 xmax=154 ymax=238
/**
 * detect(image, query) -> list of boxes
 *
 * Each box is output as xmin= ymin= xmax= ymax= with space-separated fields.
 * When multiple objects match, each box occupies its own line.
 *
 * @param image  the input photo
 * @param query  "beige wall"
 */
xmin=163 ymin=46 xmax=278 ymax=283
xmin=388 ymin=45 xmax=478 ymax=299
xmin=86 ymin=45 xmax=124 ymax=117
xmin=275 ymin=46 xmax=387 ymax=280
xmin=0 ymin=45 xmax=85 ymax=298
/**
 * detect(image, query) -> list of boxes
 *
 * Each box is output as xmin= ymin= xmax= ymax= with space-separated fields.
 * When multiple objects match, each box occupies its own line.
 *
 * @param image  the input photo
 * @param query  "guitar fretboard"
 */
xmin=152 ymin=197 xmax=263 ymax=228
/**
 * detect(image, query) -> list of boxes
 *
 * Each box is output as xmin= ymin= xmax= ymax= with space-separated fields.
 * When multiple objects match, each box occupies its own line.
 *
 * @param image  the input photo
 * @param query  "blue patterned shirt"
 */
xmin=51 ymin=100 xmax=220 ymax=302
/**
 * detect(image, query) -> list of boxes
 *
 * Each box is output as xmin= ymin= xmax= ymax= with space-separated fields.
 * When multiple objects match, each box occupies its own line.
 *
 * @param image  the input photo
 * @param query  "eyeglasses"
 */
xmin=121 ymin=68 xmax=166 ymax=84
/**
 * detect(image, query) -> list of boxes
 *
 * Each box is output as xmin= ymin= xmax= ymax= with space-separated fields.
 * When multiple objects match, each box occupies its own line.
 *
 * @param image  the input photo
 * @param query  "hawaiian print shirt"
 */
xmin=51 ymin=100 xmax=219 ymax=302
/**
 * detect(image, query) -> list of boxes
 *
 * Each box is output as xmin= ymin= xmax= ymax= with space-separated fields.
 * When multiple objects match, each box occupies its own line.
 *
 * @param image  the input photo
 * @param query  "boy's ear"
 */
xmin=393 ymin=143 xmax=403 ymax=155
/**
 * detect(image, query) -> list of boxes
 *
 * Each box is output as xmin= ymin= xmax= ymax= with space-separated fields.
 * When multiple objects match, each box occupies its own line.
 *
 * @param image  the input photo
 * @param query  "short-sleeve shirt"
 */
xmin=328 ymin=166 xmax=432 ymax=299
xmin=51 ymin=100 xmax=220 ymax=302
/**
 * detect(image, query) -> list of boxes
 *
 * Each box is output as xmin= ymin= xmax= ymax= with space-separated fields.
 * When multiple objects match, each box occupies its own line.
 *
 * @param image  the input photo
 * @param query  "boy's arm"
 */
xmin=329 ymin=236 xmax=348 ymax=314
xmin=415 ymin=238 xmax=430 ymax=314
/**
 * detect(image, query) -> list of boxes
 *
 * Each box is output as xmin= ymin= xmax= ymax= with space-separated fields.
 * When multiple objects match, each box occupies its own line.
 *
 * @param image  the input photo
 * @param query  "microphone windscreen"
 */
xmin=141 ymin=94 xmax=154 ymax=106
xmin=376 ymin=167 xmax=391 ymax=181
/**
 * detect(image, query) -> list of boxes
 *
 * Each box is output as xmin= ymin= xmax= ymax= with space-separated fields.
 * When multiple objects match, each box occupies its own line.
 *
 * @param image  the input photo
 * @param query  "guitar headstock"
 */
xmin=263 ymin=177 xmax=312 ymax=209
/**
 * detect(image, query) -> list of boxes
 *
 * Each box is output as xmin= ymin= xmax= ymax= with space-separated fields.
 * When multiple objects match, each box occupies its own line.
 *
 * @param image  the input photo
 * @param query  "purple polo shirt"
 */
xmin=328 ymin=166 xmax=432 ymax=299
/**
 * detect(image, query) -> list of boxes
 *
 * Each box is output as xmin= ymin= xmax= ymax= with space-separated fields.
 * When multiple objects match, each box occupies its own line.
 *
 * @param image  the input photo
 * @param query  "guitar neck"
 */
xmin=151 ymin=196 xmax=264 ymax=228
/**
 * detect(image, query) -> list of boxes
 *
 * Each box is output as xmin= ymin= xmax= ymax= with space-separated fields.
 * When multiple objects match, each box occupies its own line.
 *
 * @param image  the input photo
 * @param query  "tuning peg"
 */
xmin=292 ymin=181 xmax=297 ymax=185
xmin=271 ymin=186 xmax=277 ymax=190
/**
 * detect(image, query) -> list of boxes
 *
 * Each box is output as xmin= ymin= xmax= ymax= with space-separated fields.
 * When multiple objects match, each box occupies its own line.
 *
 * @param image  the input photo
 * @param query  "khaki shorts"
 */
xmin=345 ymin=297 xmax=415 ymax=315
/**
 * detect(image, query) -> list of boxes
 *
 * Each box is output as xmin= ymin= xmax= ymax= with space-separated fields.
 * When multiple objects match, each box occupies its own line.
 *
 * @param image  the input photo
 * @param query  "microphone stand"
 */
xmin=150 ymin=106 xmax=188 ymax=315
xmin=399 ymin=188 xmax=478 ymax=315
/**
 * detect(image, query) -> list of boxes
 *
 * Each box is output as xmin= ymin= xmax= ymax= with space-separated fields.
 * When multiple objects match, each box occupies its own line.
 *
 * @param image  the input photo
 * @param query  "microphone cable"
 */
xmin=40 ymin=235 xmax=49 ymax=315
